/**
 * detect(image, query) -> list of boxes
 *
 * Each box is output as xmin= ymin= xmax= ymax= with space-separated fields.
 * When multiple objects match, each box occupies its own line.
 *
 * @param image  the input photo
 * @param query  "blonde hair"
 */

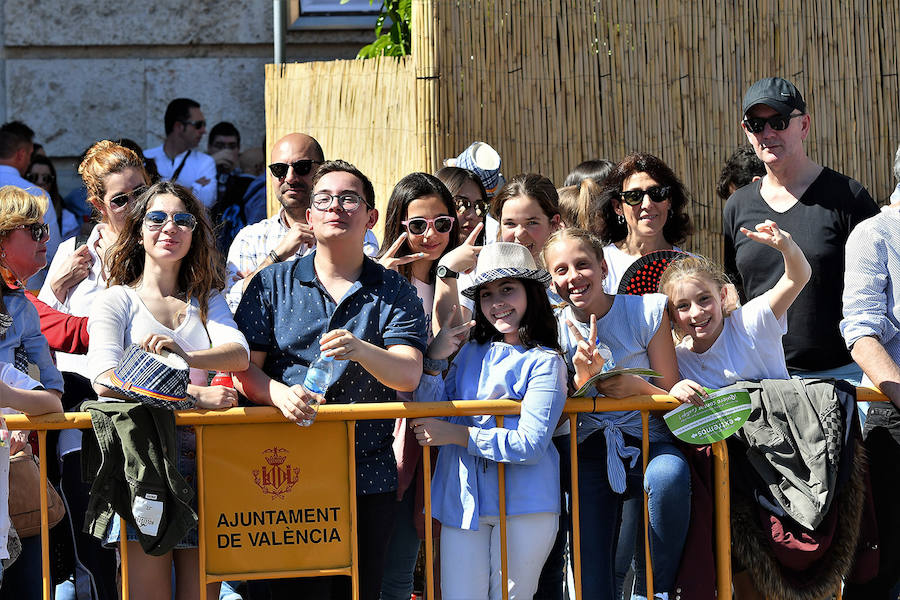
xmin=0 ymin=185 xmax=49 ymax=290
xmin=541 ymin=227 xmax=605 ymax=268
xmin=78 ymin=140 xmax=149 ymax=219
xmin=657 ymin=254 xmax=740 ymax=341
xmin=556 ymin=177 xmax=603 ymax=232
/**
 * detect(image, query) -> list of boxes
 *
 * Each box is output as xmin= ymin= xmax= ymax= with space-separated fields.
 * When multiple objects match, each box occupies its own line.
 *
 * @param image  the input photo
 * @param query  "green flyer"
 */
xmin=663 ymin=387 xmax=751 ymax=444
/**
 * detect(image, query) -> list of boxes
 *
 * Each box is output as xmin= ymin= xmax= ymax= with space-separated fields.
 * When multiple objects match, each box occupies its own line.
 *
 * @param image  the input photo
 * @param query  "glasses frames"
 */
xmin=180 ymin=119 xmax=206 ymax=130
xmin=14 ymin=222 xmax=50 ymax=242
xmin=402 ymin=216 xmax=455 ymax=236
xmin=109 ymin=185 xmax=148 ymax=209
xmin=143 ymin=211 xmax=197 ymax=232
xmin=311 ymin=192 xmax=369 ymax=212
xmin=268 ymin=160 xmax=323 ymax=179
xmin=742 ymin=113 xmax=804 ymax=134
xmin=26 ymin=172 xmax=55 ymax=185
xmin=454 ymin=196 xmax=488 ymax=218
xmin=618 ymin=185 xmax=671 ymax=206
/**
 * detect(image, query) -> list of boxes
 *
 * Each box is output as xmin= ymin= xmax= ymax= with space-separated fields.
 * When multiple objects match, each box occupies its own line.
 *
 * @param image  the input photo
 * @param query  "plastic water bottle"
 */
xmin=595 ymin=341 xmax=616 ymax=373
xmin=210 ymin=371 xmax=234 ymax=387
xmin=299 ymin=355 xmax=333 ymax=427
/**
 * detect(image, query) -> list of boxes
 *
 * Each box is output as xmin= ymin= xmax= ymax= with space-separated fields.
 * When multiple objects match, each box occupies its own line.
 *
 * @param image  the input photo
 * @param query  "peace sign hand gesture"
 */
xmin=566 ymin=315 xmax=607 ymax=389
xmin=378 ymin=232 xmax=426 ymax=272
xmin=427 ymin=304 xmax=475 ymax=363
xmin=437 ymin=222 xmax=484 ymax=274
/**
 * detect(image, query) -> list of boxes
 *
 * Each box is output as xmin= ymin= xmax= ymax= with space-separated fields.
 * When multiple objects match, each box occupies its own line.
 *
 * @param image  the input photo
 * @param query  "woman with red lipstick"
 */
xmin=597 ymin=154 xmax=693 ymax=293
xmin=86 ymin=180 xmax=249 ymax=600
xmin=377 ymin=172 xmax=460 ymax=600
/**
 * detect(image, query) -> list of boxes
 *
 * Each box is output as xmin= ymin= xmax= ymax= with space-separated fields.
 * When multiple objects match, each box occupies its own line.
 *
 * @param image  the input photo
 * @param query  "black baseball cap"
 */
xmin=742 ymin=77 xmax=806 ymax=116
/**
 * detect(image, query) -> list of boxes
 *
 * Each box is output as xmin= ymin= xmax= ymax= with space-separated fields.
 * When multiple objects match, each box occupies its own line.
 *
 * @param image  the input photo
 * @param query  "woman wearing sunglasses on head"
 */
xmin=86 ymin=180 xmax=249 ymax=600
xmin=597 ymin=153 xmax=694 ymax=292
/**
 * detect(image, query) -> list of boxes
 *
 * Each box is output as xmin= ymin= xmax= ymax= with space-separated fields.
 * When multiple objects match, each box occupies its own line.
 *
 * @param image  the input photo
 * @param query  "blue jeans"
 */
xmin=577 ymin=433 xmax=690 ymax=600
xmin=0 ymin=534 xmax=41 ymax=600
xmin=379 ymin=485 xmax=421 ymax=600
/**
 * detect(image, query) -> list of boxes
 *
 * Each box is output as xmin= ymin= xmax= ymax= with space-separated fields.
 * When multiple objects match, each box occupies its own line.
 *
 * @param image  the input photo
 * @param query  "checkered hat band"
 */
xmin=461 ymin=267 xmax=551 ymax=299
xmin=112 ymin=344 xmax=189 ymax=402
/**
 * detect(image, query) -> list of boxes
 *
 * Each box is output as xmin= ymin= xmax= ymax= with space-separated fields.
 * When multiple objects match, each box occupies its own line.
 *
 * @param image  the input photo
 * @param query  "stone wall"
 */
xmin=1 ymin=0 xmax=371 ymax=194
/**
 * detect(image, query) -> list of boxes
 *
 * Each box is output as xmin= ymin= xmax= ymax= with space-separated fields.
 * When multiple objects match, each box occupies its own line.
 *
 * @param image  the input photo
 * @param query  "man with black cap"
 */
xmin=723 ymin=77 xmax=878 ymax=382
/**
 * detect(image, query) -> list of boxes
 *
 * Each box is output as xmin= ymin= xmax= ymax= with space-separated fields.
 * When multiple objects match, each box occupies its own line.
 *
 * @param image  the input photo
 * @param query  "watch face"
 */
xmin=437 ymin=265 xmax=456 ymax=278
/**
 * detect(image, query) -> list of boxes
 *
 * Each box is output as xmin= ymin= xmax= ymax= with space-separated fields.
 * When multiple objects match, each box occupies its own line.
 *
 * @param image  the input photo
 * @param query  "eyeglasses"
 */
xmin=180 ymin=119 xmax=206 ymax=130
xmin=741 ymin=113 xmax=804 ymax=134
xmin=14 ymin=222 xmax=50 ymax=242
xmin=268 ymin=160 xmax=323 ymax=179
xmin=402 ymin=216 xmax=455 ymax=235
xmin=311 ymin=191 xmax=368 ymax=212
xmin=618 ymin=185 xmax=671 ymax=206
xmin=108 ymin=185 xmax=147 ymax=209
xmin=143 ymin=210 xmax=197 ymax=232
xmin=25 ymin=172 xmax=55 ymax=185
xmin=454 ymin=196 xmax=488 ymax=218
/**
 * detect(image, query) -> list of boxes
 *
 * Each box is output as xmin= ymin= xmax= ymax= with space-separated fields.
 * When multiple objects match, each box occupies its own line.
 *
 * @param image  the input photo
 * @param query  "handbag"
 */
xmin=9 ymin=446 xmax=65 ymax=537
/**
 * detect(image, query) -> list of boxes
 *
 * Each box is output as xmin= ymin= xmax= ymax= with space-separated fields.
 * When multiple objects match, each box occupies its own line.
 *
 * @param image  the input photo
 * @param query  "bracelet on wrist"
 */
xmin=268 ymin=250 xmax=282 ymax=263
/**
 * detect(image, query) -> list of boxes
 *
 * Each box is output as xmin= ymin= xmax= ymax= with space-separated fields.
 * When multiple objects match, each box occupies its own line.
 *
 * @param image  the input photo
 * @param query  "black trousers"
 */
xmin=844 ymin=402 xmax=900 ymax=599
xmin=252 ymin=491 xmax=399 ymax=600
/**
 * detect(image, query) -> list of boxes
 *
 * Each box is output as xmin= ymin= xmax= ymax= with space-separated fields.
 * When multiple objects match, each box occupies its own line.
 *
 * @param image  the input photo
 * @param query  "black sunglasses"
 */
xmin=143 ymin=211 xmax=197 ymax=231
xmin=268 ymin=160 xmax=323 ymax=179
xmin=26 ymin=172 xmax=55 ymax=185
xmin=454 ymin=196 xmax=488 ymax=218
xmin=109 ymin=185 xmax=147 ymax=209
xmin=742 ymin=113 xmax=804 ymax=134
xmin=180 ymin=119 xmax=206 ymax=130
xmin=402 ymin=216 xmax=455 ymax=235
xmin=14 ymin=222 xmax=50 ymax=242
xmin=618 ymin=185 xmax=671 ymax=206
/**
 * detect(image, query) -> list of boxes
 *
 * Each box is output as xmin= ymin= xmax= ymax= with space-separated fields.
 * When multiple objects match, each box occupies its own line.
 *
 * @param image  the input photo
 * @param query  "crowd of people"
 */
xmin=0 ymin=76 xmax=896 ymax=600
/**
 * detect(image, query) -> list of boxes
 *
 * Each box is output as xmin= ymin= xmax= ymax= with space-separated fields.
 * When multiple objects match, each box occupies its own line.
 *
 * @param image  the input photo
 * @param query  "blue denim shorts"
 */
xmin=103 ymin=426 xmax=199 ymax=549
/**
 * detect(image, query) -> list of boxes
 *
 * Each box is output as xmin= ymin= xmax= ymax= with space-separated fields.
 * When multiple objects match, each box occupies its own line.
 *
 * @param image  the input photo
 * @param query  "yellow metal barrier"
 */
xmin=6 ymin=389 xmax=888 ymax=599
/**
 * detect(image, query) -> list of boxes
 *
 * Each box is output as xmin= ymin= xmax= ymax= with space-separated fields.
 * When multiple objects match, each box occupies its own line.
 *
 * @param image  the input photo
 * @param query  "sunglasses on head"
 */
xmin=742 ymin=112 xmax=804 ymax=134
xmin=143 ymin=210 xmax=197 ymax=232
xmin=268 ymin=160 xmax=322 ymax=179
xmin=109 ymin=185 xmax=147 ymax=209
xmin=618 ymin=185 xmax=671 ymax=206
xmin=14 ymin=222 xmax=50 ymax=242
xmin=454 ymin=196 xmax=488 ymax=218
xmin=402 ymin=216 xmax=455 ymax=236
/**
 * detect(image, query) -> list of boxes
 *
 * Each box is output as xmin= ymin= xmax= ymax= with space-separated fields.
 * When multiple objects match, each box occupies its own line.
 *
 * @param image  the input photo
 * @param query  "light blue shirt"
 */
xmin=0 ymin=165 xmax=61 ymax=290
xmin=0 ymin=291 xmax=64 ymax=392
xmin=841 ymin=205 xmax=900 ymax=363
xmin=416 ymin=340 xmax=566 ymax=530
xmin=557 ymin=293 xmax=672 ymax=493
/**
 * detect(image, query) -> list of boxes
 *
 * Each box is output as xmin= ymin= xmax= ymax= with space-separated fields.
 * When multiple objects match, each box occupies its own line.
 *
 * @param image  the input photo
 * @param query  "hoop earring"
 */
xmin=617 ymin=214 xmax=625 ymax=225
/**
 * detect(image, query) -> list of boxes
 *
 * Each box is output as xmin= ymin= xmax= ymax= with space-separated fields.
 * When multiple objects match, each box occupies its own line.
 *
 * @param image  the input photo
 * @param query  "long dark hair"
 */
xmin=378 ymin=172 xmax=460 ymax=282
xmin=436 ymin=166 xmax=488 ymax=244
xmin=470 ymin=278 xmax=561 ymax=352
xmin=598 ymin=153 xmax=693 ymax=245
xmin=106 ymin=180 xmax=224 ymax=323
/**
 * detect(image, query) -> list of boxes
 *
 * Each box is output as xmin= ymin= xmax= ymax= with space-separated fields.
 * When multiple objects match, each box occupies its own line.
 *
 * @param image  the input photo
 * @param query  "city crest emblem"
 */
xmin=253 ymin=446 xmax=300 ymax=499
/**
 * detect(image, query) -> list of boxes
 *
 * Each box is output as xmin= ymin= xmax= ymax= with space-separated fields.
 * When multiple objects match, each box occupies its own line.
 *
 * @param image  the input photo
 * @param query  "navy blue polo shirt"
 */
xmin=234 ymin=252 xmax=427 ymax=495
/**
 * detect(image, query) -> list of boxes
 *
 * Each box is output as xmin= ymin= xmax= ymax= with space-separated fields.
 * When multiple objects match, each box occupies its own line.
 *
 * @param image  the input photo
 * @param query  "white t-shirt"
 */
xmin=86 ymin=286 xmax=249 ymax=387
xmin=601 ymin=243 xmax=683 ymax=294
xmin=411 ymin=277 xmax=435 ymax=342
xmin=675 ymin=295 xmax=789 ymax=390
xmin=0 ymin=362 xmax=43 ymax=559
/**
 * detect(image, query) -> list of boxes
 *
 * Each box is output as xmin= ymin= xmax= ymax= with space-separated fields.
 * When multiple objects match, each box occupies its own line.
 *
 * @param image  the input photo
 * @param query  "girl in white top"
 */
xmin=660 ymin=220 xmax=811 ymax=408
xmin=87 ymin=180 xmax=249 ymax=600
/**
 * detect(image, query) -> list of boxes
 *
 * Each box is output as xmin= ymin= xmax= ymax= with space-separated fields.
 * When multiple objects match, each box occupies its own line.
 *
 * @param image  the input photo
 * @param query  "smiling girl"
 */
xmin=410 ymin=242 xmax=566 ymax=600
xmin=542 ymin=228 xmax=687 ymax=600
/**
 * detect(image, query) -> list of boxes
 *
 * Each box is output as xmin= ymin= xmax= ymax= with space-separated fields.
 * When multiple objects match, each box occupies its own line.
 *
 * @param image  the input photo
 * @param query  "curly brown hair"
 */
xmin=105 ymin=180 xmax=224 ymax=323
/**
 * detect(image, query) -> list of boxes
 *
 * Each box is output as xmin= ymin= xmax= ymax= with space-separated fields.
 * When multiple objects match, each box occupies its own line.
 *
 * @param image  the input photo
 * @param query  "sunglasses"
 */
xmin=618 ymin=185 xmax=671 ymax=206
xmin=143 ymin=210 xmax=197 ymax=232
xmin=268 ymin=160 xmax=323 ymax=179
xmin=311 ymin=191 xmax=368 ymax=212
xmin=109 ymin=185 xmax=147 ymax=209
xmin=180 ymin=119 xmax=206 ymax=130
xmin=402 ymin=216 xmax=455 ymax=236
xmin=14 ymin=222 xmax=50 ymax=242
xmin=454 ymin=196 xmax=488 ymax=218
xmin=26 ymin=172 xmax=55 ymax=185
xmin=741 ymin=112 xmax=804 ymax=134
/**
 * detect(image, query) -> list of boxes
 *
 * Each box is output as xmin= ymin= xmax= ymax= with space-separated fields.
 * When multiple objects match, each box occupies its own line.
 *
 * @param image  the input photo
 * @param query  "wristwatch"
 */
xmin=436 ymin=264 xmax=458 ymax=279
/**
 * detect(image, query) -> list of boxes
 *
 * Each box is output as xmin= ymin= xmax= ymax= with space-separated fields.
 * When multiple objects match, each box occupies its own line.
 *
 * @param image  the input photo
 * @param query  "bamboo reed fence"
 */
xmin=266 ymin=0 xmax=900 ymax=259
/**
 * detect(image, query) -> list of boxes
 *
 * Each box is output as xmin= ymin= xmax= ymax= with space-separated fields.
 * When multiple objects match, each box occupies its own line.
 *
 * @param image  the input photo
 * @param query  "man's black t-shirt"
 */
xmin=723 ymin=167 xmax=878 ymax=371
